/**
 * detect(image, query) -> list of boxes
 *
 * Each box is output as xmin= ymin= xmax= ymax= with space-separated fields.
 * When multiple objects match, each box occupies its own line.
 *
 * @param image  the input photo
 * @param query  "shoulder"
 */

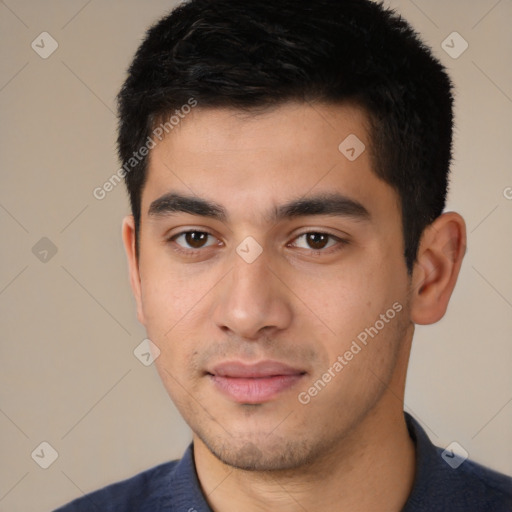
xmin=404 ymin=412 xmax=512 ymax=511
xmin=53 ymin=459 xmax=180 ymax=512
xmin=433 ymin=447 xmax=512 ymax=511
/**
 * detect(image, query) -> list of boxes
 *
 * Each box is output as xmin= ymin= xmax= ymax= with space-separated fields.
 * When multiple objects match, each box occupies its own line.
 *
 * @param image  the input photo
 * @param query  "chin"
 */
xmin=197 ymin=430 xmax=323 ymax=471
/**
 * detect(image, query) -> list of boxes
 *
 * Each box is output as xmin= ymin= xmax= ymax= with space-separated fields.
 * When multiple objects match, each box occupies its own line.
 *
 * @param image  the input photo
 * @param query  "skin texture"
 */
xmin=122 ymin=102 xmax=466 ymax=511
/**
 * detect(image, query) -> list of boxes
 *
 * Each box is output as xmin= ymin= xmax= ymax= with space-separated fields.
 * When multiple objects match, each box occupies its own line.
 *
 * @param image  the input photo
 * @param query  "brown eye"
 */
xmin=170 ymin=230 xmax=217 ymax=251
xmin=184 ymin=231 xmax=208 ymax=249
xmin=291 ymin=232 xmax=341 ymax=252
xmin=305 ymin=233 xmax=329 ymax=250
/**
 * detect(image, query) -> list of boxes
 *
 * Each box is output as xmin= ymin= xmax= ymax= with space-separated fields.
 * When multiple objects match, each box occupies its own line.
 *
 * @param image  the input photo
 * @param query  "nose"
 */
xmin=211 ymin=249 xmax=293 ymax=340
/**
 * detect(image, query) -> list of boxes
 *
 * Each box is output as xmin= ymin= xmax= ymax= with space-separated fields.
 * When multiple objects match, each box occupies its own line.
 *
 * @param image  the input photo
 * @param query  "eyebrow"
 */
xmin=148 ymin=191 xmax=371 ymax=223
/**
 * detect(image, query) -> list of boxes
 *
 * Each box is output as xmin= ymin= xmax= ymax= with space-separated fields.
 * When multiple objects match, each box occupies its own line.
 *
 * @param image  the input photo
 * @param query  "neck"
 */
xmin=194 ymin=401 xmax=415 ymax=512
xmin=194 ymin=337 xmax=416 ymax=512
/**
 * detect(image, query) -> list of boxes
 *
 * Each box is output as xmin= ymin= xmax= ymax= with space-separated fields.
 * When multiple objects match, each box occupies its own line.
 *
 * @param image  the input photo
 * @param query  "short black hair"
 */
xmin=117 ymin=0 xmax=454 ymax=273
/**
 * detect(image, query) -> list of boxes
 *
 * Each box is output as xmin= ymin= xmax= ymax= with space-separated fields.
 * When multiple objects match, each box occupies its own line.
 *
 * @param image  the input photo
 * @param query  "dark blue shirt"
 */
xmin=55 ymin=412 xmax=512 ymax=511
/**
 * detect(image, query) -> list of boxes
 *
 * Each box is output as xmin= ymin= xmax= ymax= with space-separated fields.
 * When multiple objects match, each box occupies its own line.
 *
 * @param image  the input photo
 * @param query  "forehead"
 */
xmin=142 ymin=101 xmax=400 ymax=228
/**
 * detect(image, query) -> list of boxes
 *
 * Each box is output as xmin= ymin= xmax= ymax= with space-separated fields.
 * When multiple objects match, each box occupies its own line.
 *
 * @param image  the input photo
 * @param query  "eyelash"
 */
xmin=167 ymin=229 xmax=349 ymax=257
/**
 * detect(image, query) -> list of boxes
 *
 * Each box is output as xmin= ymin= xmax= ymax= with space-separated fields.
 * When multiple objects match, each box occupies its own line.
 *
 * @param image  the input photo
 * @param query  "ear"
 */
xmin=122 ymin=215 xmax=146 ymax=326
xmin=410 ymin=212 xmax=466 ymax=325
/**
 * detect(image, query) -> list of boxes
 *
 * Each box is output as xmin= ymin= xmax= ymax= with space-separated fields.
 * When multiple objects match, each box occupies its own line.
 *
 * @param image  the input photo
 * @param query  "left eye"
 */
xmin=289 ymin=232 xmax=340 ymax=251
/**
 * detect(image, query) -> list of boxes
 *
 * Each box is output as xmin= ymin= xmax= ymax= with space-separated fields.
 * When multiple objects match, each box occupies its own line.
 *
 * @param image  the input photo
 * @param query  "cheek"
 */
xmin=139 ymin=250 xmax=203 ymax=330
xmin=295 ymin=251 xmax=405 ymax=373
xmin=306 ymin=303 xmax=407 ymax=416
xmin=294 ymin=262 xmax=385 ymax=343
xmin=138 ymin=256 xmax=215 ymax=372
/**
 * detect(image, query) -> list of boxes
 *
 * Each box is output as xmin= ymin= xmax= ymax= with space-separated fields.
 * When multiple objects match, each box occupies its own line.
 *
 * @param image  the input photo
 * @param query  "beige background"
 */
xmin=0 ymin=1 xmax=511 ymax=511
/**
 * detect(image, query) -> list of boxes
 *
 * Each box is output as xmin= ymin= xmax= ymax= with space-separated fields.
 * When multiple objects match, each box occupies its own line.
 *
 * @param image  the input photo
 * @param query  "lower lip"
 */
xmin=210 ymin=374 xmax=304 ymax=404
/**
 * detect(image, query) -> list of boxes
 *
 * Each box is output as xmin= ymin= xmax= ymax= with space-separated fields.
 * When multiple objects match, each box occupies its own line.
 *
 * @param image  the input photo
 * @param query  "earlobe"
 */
xmin=410 ymin=212 xmax=466 ymax=325
xmin=121 ymin=215 xmax=146 ymax=325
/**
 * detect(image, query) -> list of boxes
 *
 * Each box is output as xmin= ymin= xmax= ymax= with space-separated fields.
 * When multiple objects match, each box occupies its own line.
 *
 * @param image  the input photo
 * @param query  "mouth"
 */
xmin=207 ymin=360 xmax=307 ymax=404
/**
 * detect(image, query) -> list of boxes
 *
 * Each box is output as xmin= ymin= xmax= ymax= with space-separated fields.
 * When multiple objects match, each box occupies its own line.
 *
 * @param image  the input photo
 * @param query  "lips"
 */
xmin=208 ymin=361 xmax=306 ymax=404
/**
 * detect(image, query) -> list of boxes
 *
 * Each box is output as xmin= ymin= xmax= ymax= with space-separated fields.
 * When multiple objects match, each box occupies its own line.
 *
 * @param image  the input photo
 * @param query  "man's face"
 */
xmin=130 ymin=102 xmax=413 ymax=470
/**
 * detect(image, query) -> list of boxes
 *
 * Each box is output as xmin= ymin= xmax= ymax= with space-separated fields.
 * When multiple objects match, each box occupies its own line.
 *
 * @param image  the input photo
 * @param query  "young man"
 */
xmin=56 ymin=0 xmax=512 ymax=510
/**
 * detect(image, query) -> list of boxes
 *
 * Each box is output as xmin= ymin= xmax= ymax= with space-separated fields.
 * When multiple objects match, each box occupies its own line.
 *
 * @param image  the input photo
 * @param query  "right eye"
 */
xmin=168 ymin=230 xmax=221 ymax=255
